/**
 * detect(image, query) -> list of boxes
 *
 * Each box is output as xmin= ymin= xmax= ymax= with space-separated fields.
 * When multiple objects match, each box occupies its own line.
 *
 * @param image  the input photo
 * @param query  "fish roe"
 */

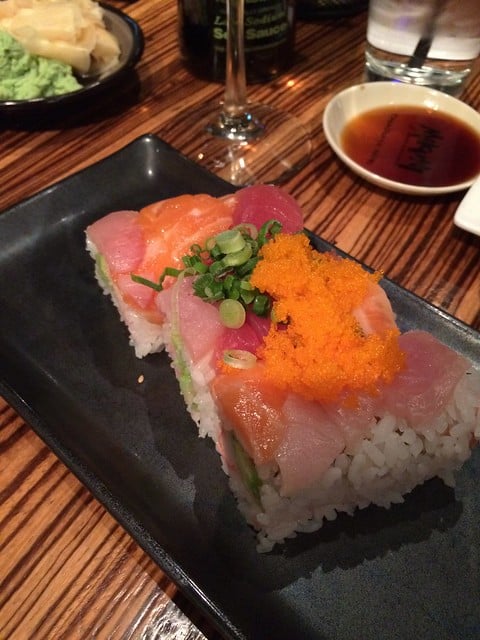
xmin=250 ymin=233 xmax=404 ymax=402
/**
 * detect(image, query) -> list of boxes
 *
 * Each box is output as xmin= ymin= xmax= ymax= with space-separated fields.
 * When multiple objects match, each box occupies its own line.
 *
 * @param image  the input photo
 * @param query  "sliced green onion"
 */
xmin=236 ymin=223 xmax=258 ymax=240
xmin=223 ymin=273 xmax=235 ymax=292
xmin=222 ymin=243 xmax=253 ymax=267
xmin=219 ymin=299 xmax=246 ymax=328
xmin=223 ymin=349 xmax=257 ymax=369
xmin=209 ymin=260 xmax=231 ymax=277
xmin=182 ymin=254 xmax=208 ymax=273
xmin=239 ymin=280 xmax=255 ymax=304
xmin=130 ymin=274 xmax=163 ymax=291
xmin=258 ymin=219 xmax=282 ymax=246
xmin=236 ymin=256 xmax=259 ymax=278
xmin=204 ymin=286 xmax=224 ymax=301
xmin=252 ymin=294 xmax=271 ymax=316
xmin=215 ymin=228 xmax=246 ymax=254
xmin=240 ymin=289 xmax=255 ymax=305
xmin=205 ymin=237 xmax=216 ymax=251
xmin=210 ymin=244 xmax=223 ymax=260
xmin=131 ymin=266 xmax=183 ymax=292
xmin=193 ymin=273 xmax=223 ymax=300
xmin=228 ymin=282 xmax=241 ymax=300
xmin=190 ymin=243 xmax=203 ymax=255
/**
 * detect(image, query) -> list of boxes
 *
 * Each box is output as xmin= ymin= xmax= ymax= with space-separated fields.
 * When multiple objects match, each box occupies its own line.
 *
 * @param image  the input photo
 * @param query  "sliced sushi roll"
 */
xmin=85 ymin=194 xmax=236 ymax=356
xmin=86 ymin=186 xmax=480 ymax=552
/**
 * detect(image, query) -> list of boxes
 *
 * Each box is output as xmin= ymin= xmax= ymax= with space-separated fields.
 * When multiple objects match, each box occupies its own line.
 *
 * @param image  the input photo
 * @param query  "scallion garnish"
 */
xmin=131 ymin=219 xmax=283 ymax=326
xmin=219 ymin=299 xmax=246 ymax=329
xmin=131 ymin=266 xmax=183 ymax=291
xmin=223 ymin=349 xmax=257 ymax=369
xmin=215 ymin=228 xmax=246 ymax=254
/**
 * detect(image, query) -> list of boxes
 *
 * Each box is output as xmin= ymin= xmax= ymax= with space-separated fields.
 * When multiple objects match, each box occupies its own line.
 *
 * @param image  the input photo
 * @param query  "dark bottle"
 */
xmin=296 ymin=0 xmax=367 ymax=19
xmin=177 ymin=0 xmax=296 ymax=84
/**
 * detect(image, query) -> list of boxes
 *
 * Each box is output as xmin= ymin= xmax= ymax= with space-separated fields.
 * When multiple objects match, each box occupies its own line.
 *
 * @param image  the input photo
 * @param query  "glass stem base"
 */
xmin=172 ymin=100 xmax=312 ymax=186
xmin=206 ymin=109 xmax=265 ymax=142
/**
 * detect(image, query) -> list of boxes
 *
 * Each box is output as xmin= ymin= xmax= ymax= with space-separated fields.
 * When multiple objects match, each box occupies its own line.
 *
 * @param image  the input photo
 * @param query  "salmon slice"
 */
xmin=89 ymin=194 xmax=235 ymax=314
xmin=353 ymin=281 xmax=397 ymax=336
xmin=212 ymin=367 xmax=286 ymax=466
xmin=137 ymin=194 xmax=234 ymax=279
xmin=212 ymin=371 xmax=348 ymax=495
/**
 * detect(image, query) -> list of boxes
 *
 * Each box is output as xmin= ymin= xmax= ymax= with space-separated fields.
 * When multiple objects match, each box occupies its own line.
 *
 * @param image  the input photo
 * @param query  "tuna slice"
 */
xmin=233 ymin=184 xmax=304 ymax=233
xmin=381 ymin=330 xmax=470 ymax=429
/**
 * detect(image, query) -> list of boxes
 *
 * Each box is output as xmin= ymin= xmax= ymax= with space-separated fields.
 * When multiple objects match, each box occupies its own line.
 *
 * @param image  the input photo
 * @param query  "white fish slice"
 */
xmin=453 ymin=175 xmax=480 ymax=236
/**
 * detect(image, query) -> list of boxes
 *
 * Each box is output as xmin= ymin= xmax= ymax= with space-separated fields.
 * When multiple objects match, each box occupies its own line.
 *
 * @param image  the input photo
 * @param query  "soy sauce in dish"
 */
xmin=341 ymin=106 xmax=480 ymax=187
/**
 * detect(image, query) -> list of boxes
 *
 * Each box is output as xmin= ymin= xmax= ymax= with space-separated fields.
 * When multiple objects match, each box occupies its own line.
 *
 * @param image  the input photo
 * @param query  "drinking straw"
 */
xmin=408 ymin=0 xmax=447 ymax=68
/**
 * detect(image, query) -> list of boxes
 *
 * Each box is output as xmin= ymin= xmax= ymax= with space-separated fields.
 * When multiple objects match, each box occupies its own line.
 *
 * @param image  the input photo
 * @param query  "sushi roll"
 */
xmin=86 ymin=186 xmax=480 ymax=551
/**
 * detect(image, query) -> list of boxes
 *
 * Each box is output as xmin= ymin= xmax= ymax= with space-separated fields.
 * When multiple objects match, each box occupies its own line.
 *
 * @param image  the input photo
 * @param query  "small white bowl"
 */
xmin=322 ymin=82 xmax=480 ymax=195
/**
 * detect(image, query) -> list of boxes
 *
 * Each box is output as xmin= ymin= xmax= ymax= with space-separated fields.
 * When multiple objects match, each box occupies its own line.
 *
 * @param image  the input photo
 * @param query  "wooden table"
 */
xmin=1 ymin=2 xmax=479 ymax=639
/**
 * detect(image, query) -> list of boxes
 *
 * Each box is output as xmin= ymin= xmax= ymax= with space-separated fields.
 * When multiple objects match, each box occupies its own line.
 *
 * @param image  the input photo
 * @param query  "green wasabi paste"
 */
xmin=0 ymin=30 xmax=81 ymax=100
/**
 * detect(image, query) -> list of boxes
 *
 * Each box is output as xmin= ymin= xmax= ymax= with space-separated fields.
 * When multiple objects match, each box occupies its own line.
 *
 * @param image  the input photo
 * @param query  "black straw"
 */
xmin=408 ymin=0 xmax=447 ymax=68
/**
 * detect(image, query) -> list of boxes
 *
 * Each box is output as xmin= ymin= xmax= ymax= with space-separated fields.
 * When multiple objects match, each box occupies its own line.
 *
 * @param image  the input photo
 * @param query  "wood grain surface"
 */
xmin=0 ymin=1 xmax=479 ymax=638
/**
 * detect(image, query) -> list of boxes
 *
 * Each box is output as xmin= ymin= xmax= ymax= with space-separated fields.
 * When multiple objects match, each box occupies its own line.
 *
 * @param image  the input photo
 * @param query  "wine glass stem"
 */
xmin=224 ymin=0 xmax=247 ymax=118
xmin=206 ymin=0 xmax=264 ymax=141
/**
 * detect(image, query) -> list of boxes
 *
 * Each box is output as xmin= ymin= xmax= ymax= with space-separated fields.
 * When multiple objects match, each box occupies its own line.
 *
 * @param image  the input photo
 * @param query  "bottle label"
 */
xmin=213 ymin=0 xmax=290 ymax=53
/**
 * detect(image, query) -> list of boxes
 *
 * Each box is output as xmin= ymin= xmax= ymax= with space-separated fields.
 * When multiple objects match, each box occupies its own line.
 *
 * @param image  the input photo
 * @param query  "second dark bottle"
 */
xmin=178 ymin=0 xmax=296 ymax=84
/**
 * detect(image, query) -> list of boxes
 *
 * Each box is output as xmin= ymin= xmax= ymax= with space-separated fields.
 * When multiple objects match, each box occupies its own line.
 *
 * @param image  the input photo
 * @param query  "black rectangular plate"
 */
xmin=1 ymin=135 xmax=479 ymax=640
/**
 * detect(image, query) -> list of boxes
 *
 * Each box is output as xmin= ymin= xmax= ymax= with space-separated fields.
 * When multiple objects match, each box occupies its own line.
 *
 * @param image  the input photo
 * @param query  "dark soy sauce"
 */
xmin=341 ymin=106 xmax=480 ymax=187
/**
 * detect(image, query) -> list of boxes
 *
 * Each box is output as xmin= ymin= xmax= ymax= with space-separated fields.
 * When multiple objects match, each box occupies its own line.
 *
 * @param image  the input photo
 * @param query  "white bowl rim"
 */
xmin=322 ymin=82 xmax=480 ymax=195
